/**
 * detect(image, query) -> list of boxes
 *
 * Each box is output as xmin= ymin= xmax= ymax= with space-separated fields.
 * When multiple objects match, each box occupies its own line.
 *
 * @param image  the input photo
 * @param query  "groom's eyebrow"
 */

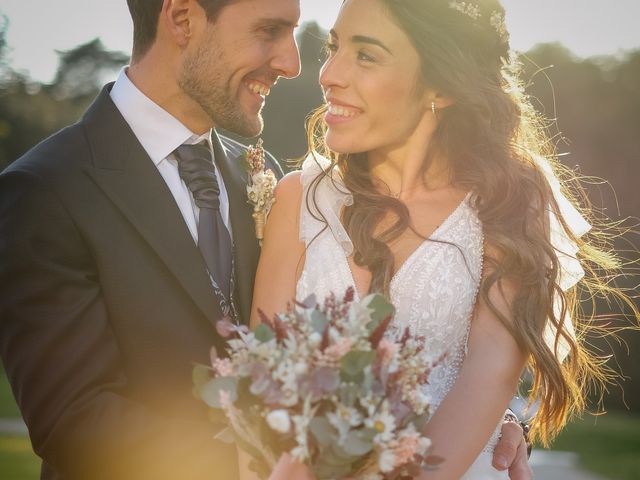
xmin=255 ymin=18 xmax=299 ymax=29
xmin=329 ymin=29 xmax=392 ymax=55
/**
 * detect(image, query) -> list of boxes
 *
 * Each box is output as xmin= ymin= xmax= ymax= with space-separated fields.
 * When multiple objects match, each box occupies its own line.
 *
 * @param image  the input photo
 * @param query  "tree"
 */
xmin=50 ymin=38 xmax=129 ymax=100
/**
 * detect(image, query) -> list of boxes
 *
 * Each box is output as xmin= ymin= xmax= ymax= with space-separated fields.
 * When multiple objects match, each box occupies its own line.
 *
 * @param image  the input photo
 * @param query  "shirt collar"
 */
xmin=110 ymin=67 xmax=213 ymax=165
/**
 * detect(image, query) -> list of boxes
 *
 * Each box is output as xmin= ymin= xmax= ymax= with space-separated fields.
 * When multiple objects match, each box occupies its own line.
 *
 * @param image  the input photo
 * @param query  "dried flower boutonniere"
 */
xmin=243 ymin=139 xmax=277 ymax=246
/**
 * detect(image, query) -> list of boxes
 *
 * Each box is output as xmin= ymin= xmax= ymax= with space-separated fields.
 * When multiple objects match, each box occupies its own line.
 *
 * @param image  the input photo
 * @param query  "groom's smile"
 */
xmin=179 ymin=0 xmax=301 ymax=137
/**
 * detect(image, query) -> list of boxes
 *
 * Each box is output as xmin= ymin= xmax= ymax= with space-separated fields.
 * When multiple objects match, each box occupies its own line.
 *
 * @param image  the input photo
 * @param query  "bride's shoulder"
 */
xmin=274 ymin=170 xmax=303 ymax=211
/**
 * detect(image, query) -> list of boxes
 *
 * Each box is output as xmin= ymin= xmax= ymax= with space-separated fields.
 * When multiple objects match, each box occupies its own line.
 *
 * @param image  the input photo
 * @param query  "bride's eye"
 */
xmin=323 ymin=41 xmax=339 ymax=58
xmin=357 ymin=49 xmax=376 ymax=63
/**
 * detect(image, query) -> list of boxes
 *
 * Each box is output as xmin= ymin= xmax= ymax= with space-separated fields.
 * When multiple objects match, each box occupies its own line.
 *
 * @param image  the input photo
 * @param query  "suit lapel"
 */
xmin=81 ymin=85 xmax=224 ymax=327
xmin=212 ymin=132 xmax=260 ymax=325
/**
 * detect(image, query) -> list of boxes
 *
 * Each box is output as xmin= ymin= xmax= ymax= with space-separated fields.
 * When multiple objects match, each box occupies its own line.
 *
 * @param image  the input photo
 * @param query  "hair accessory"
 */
xmin=448 ymin=1 xmax=509 ymax=44
xmin=448 ymin=1 xmax=481 ymax=19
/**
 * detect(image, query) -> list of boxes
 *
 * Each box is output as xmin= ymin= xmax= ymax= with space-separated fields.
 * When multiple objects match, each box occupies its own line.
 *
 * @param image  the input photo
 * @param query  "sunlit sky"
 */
xmin=1 ymin=0 xmax=639 ymax=84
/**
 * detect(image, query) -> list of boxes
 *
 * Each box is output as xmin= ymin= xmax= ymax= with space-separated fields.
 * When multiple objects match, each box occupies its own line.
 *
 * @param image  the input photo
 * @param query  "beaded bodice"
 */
xmin=295 ymin=154 xmax=502 ymax=453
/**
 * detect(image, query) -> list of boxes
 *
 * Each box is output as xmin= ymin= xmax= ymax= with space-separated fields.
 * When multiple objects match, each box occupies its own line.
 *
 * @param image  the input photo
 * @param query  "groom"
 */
xmin=0 ymin=0 xmax=531 ymax=479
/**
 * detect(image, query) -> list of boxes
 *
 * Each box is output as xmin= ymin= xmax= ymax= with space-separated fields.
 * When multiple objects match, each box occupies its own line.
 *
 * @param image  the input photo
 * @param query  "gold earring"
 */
xmin=431 ymin=101 xmax=437 ymax=115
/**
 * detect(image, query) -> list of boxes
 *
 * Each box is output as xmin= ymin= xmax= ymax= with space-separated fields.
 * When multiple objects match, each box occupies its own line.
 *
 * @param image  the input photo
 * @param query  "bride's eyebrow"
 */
xmin=328 ymin=29 xmax=393 ymax=55
xmin=351 ymin=35 xmax=392 ymax=54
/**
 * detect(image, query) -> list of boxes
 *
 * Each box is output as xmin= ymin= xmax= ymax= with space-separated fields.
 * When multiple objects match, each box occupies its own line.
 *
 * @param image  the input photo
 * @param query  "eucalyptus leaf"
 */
xmin=199 ymin=376 xmax=238 ymax=408
xmin=310 ymin=310 xmax=329 ymax=333
xmin=339 ymin=383 xmax=359 ymax=407
xmin=301 ymin=293 xmax=317 ymax=309
xmin=309 ymin=417 xmax=338 ymax=447
xmin=328 ymin=441 xmax=360 ymax=464
xmin=342 ymin=429 xmax=374 ymax=456
xmin=254 ymin=323 xmax=275 ymax=343
xmin=340 ymin=350 xmax=376 ymax=377
xmin=365 ymin=294 xmax=395 ymax=328
xmin=192 ymin=364 xmax=211 ymax=390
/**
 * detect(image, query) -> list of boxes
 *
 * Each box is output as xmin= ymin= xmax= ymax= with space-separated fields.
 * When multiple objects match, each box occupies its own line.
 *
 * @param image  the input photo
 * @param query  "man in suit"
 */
xmin=0 ymin=0 xmax=532 ymax=479
xmin=0 ymin=0 xmax=299 ymax=479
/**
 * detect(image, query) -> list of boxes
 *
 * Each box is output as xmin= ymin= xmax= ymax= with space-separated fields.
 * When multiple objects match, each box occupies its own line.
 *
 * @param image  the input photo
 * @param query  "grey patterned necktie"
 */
xmin=173 ymin=142 xmax=233 ymax=299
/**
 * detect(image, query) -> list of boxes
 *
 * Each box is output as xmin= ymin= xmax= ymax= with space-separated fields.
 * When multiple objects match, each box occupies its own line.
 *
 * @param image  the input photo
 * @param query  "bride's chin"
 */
xmin=325 ymin=136 xmax=364 ymax=156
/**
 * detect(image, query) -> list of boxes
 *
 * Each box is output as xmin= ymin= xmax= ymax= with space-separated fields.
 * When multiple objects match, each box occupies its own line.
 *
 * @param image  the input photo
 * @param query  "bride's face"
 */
xmin=320 ymin=0 xmax=433 ymax=155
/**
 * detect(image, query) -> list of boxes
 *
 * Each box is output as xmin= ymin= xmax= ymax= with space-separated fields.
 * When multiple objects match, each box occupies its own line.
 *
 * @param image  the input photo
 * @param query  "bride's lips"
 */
xmin=324 ymin=99 xmax=362 ymax=125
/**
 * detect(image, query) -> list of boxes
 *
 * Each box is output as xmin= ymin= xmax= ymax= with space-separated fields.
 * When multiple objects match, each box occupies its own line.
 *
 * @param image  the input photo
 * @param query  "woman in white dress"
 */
xmin=251 ymin=0 xmax=623 ymax=478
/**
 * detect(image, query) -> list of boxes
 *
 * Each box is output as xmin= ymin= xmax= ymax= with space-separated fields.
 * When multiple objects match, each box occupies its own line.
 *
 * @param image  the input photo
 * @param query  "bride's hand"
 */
xmin=268 ymin=453 xmax=315 ymax=480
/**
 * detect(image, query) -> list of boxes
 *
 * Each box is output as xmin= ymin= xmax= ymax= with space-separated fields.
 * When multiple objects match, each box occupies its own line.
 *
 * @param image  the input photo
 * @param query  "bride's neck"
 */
xmin=367 ymin=130 xmax=451 ymax=198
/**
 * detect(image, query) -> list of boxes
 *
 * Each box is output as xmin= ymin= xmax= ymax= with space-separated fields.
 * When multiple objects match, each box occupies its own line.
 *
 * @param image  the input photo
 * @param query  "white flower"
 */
xmin=419 ymin=436 xmax=432 ymax=455
xmin=266 ymin=409 xmax=292 ymax=434
xmin=365 ymin=402 xmax=396 ymax=444
xmin=308 ymin=332 xmax=322 ymax=346
xmin=378 ymin=449 xmax=397 ymax=473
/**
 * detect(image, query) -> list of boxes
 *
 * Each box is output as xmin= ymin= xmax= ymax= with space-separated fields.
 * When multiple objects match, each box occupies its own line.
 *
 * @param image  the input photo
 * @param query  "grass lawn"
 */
xmin=0 ymin=369 xmax=21 ymax=418
xmin=549 ymin=411 xmax=640 ymax=480
xmin=1 ymin=367 xmax=639 ymax=479
xmin=0 ymin=436 xmax=40 ymax=480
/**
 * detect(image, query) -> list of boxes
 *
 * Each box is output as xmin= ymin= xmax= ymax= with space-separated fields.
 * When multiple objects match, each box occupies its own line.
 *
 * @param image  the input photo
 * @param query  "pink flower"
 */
xmin=213 ymin=358 xmax=234 ymax=377
xmin=218 ymin=390 xmax=232 ymax=409
xmin=393 ymin=433 xmax=421 ymax=467
xmin=324 ymin=338 xmax=353 ymax=361
xmin=377 ymin=339 xmax=398 ymax=366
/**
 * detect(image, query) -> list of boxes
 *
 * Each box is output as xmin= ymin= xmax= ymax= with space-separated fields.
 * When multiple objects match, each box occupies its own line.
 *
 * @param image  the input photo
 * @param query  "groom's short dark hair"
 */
xmin=127 ymin=0 xmax=235 ymax=60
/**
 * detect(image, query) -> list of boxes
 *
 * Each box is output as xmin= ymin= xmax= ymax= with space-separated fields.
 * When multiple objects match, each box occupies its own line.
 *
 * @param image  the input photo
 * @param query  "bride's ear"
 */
xmin=425 ymin=90 xmax=454 ymax=112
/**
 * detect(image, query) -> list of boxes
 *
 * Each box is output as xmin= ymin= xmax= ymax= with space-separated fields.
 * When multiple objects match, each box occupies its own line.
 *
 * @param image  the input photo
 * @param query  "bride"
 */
xmin=251 ymin=0 xmax=621 ymax=477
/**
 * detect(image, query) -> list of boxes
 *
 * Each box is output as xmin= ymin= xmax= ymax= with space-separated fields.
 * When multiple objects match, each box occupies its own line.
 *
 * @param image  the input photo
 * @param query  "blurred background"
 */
xmin=0 ymin=1 xmax=638 ymax=479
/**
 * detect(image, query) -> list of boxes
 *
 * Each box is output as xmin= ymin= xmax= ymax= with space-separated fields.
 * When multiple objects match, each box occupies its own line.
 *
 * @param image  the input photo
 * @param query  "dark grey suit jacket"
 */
xmin=0 ymin=84 xmax=282 ymax=480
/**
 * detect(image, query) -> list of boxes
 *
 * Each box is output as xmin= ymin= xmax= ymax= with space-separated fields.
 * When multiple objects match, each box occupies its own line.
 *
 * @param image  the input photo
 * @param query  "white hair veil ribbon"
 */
xmin=537 ymin=157 xmax=592 ymax=361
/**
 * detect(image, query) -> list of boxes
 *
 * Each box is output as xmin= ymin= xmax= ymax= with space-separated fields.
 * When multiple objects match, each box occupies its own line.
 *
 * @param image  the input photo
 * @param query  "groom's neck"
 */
xmin=126 ymin=50 xmax=214 ymax=135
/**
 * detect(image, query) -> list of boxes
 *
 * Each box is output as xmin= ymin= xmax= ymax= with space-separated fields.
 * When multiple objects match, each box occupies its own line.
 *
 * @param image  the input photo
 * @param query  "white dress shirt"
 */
xmin=109 ymin=67 xmax=231 ymax=245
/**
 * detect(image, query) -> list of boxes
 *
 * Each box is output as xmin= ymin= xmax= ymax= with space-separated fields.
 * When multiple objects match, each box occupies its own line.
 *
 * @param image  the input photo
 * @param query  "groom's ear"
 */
xmin=161 ymin=0 xmax=201 ymax=48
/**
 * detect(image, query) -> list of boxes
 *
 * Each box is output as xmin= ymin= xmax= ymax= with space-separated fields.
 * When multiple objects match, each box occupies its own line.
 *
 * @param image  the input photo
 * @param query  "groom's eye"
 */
xmin=259 ymin=24 xmax=284 ymax=40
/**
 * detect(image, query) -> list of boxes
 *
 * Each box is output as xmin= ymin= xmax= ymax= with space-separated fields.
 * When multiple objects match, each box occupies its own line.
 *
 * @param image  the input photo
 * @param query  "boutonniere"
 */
xmin=243 ymin=139 xmax=277 ymax=246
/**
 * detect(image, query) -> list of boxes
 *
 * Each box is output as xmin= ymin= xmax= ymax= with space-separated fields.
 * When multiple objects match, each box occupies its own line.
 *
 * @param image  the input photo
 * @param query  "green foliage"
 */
xmin=198 ymin=377 xmax=238 ymax=409
xmin=340 ymin=350 xmax=375 ymax=378
xmin=0 ymin=369 xmax=20 ymax=418
xmin=550 ymin=412 xmax=640 ymax=480
xmin=254 ymin=324 xmax=275 ymax=343
xmin=365 ymin=294 xmax=396 ymax=328
xmin=0 ymin=437 xmax=40 ymax=480
xmin=309 ymin=416 xmax=337 ymax=447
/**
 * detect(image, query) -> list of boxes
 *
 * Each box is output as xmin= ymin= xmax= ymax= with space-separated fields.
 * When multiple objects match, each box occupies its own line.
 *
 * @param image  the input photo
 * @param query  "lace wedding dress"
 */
xmin=295 ymin=154 xmax=508 ymax=479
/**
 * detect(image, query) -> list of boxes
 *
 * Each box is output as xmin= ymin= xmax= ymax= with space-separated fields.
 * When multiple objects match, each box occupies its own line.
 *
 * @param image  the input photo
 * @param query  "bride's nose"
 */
xmin=320 ymin=52 xmax=350 ymax=91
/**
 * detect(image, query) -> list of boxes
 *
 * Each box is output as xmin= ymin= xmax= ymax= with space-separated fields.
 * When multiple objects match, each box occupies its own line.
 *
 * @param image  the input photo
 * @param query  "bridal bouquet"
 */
xmin=194 ymin=288 xmax=441 ymax=479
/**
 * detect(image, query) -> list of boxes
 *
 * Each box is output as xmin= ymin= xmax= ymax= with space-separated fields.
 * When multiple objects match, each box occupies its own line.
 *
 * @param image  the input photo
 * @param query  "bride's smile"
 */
xmin=319 ymin=0 xmax=438 ymax=157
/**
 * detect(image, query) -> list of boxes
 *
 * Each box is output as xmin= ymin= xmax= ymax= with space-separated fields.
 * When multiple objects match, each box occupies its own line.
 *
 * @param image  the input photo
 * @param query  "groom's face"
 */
xmin=178 ymin=0 xmax=301 ymax=137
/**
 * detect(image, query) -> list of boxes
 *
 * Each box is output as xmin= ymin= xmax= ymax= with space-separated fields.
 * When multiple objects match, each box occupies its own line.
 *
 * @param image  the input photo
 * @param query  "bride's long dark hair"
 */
xmin=303 ymin=0 xmax=638 ymax=445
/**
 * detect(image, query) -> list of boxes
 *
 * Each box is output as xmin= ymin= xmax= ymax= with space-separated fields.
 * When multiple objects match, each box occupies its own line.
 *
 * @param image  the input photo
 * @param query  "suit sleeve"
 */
xmin=0 ymin=169 xmax=232 ymax=480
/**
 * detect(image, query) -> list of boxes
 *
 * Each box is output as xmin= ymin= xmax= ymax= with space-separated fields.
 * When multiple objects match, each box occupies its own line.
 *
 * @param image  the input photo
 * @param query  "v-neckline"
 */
xmin=346 ymin=191 xmax=472 ymax=300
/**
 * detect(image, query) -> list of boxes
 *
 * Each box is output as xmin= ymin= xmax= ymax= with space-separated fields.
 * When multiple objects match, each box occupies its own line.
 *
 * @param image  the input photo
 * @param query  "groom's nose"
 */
xmin=271 ymin=34 xmax=301 ymax=79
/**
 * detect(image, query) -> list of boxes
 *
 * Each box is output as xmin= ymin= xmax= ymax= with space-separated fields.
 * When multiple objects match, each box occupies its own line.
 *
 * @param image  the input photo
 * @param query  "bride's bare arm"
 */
xmin=418 ymin=277 xmax=527 ymax=479
xmin=250 ymin=171 xmax=305 ymax=328
xmin=248 ymin=173 xmax=315 ymax=480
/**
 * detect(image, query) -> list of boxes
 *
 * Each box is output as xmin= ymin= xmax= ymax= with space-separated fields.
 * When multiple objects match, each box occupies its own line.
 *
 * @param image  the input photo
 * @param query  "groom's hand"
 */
xmin=492 ymin=421 xmax=533 ymax=480
xmin=268 ymin=453 xmax=315 ymax=480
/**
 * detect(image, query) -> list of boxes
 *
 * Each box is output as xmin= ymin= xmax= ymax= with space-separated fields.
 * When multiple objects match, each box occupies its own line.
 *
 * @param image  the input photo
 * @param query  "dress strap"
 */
xmin=298 ymin=153 xmax=354 ymax=256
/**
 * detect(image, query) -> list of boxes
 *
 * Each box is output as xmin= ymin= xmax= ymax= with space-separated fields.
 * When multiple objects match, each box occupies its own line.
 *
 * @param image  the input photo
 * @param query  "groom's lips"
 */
xmin=244 ymin=79 xmax=273 ymax=108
